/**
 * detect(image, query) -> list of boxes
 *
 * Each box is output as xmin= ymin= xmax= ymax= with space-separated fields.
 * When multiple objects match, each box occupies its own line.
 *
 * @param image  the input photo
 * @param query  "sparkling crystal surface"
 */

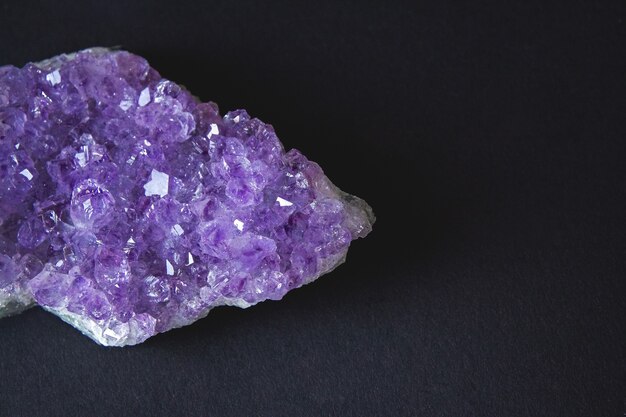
xmin=0 ymin=48 xmax=374 ymax=346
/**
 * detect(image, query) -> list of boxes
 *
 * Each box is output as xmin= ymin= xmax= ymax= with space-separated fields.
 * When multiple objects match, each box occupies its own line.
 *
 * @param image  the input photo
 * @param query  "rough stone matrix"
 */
xmin=0 ymin=48 xmax=374 ymax=346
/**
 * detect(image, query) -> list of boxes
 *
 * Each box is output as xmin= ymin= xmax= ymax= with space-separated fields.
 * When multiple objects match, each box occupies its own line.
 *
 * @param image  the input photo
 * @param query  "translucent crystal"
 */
xmin=0 ymin=48 xmax=374 ymax=346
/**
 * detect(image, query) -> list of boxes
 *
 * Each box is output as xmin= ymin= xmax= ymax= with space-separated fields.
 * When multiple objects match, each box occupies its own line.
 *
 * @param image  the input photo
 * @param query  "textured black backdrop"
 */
xmin=0 ymin=1 xmax=624 ymax=416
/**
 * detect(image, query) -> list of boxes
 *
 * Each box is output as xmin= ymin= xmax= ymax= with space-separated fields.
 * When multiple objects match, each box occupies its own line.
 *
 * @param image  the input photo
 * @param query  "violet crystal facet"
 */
xmin=0 ymin=48 xmax=374 ymax=346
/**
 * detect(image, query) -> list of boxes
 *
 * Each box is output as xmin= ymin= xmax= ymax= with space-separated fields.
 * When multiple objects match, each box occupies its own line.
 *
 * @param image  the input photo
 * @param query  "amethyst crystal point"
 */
xmin=0 ymin=48 xmax=374 ymax=346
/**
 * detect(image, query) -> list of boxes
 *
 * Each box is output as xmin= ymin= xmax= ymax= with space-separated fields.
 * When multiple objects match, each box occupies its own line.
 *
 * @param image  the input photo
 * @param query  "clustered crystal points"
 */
xmin=0 ymin=48 xmax=374 ymax=346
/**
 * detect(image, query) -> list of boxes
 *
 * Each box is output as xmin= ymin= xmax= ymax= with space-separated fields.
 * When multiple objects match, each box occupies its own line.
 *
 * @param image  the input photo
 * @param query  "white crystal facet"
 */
xmin=46 ymin=70 xmax=61 ymax=86
xmin=143 ymin=169 xmax=169 ymax=197
xmin=208 ymin=123 xmax=219 ymax=138
xmin=138 ymin=88 xmax=151 ymax=107
xmin=19 ymin=169 xmax=33 ymax=180
xmin=276 ymin=197 xmax=293 ymax=207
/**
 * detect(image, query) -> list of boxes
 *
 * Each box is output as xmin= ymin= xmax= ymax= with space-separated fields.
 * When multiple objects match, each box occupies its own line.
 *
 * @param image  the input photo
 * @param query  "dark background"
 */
xmin=0 ymin=1 xmax=624 ymax=416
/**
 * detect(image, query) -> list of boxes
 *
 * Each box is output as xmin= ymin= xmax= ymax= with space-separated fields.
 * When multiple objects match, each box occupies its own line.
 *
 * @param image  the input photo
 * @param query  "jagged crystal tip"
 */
xmin=0 ymin=48 xmax=374 ymax=346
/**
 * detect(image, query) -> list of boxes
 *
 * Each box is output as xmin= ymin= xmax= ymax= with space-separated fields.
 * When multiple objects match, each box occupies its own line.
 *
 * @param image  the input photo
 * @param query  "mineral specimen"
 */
xmin=0 ymin=48 xmax=374 ymax=346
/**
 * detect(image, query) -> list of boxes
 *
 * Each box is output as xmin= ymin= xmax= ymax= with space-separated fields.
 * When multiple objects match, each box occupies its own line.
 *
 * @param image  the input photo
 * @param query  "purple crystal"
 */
xmin=0 ymin=48 xmax=374 ymax=346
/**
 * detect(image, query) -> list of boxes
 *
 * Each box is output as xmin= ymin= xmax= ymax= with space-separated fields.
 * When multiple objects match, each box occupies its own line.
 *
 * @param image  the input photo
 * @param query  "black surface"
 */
xmin=0 ymin=1 xmax=624 ymax=416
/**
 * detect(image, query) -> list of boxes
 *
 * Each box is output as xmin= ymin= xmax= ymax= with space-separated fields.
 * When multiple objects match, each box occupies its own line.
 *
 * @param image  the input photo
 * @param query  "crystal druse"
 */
xmin=0 ymin=48 xmax=374 ymax=346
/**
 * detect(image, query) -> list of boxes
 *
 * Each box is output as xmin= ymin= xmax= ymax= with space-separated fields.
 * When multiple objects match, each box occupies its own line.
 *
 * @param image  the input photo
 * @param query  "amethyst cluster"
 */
xmin=0 ymin=48 xmax=374 ymax=346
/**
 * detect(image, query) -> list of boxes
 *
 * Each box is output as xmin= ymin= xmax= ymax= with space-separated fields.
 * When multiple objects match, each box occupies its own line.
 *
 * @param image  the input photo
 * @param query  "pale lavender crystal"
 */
xmin=0 ymin=48 xmax=374 ymax=346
